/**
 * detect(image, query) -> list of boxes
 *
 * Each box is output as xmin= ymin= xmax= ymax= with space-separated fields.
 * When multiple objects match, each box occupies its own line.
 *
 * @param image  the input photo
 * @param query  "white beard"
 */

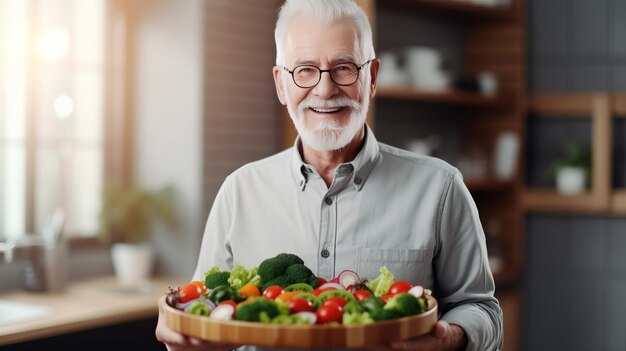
xmin=284 ymin=76 xmax=371 ymax=152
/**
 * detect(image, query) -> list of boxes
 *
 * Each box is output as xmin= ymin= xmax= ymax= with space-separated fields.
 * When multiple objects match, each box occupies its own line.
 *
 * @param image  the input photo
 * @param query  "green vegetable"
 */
xmin=366 ymin=266 xmax=395 ymax=297
xmin=370 ymin=308 xmax=403 ymax=321
xmin=318 ymin=289 xmax=356 ymax=303
xmin=187 ymin=299 xmax=211 ymax=316
xmin=342 ymin=311 xmax=374 ymax=325
xmin=261 ymin=276 xmax=296 ymax=292
xmin=227 ymin=264 xmax=260 ymax=290
xmin=204 ymin=265 xmax=231 ymax=289
xmin=257 ymin=253 xmax=318 ymax=291
xmin=207 ymin=285 xmax=242 ymax=304
xmin=284 ymin=283 xmax=313 ymax=293
xmin=343 ymin=300 xmax=364 ymax=314
xmin=285 ymin=264 xmax=314 ymax=282
xmin=235 ymin=298 xmax=280 ymax=322
xmin=360 ymin=296 xmax=385 ymax=313
xmin=271 ymin=314 xmax=311 ymax=325
xmin=383 ymin=293 xmax=424 ymax=316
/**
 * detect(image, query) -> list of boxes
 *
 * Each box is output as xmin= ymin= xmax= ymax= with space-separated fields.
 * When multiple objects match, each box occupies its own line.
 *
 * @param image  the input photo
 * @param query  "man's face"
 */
xmin=273 ymin=16 xmax=378 ymax=152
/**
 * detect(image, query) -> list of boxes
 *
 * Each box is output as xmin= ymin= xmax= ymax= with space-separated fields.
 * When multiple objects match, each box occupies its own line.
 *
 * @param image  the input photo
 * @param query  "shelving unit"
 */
xmin=522 ymin=93 xmax=626 ymax=214
xmin=376 ymin=87 xmax=510 ymax=107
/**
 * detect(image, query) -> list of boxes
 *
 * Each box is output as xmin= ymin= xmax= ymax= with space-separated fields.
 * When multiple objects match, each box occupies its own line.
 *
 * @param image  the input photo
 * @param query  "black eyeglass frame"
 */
xmin=282 ymin=59 xmax=373 ymax=88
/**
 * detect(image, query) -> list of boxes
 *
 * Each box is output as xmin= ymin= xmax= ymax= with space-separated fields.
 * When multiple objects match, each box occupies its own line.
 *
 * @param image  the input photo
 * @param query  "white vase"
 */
xmin=111 ymin=243 xmax=154 ymax=285
xmin=556 ymin=167 xmax=586 ymax=195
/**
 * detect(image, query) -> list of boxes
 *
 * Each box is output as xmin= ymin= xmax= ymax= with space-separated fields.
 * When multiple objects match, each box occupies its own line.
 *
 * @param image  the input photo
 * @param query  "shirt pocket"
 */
xmin=356 ymin=247 xmax=428 ymax=285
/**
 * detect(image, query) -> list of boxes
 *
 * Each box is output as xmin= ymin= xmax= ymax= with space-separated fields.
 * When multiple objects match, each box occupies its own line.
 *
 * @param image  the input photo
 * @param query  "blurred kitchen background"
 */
xmin=0 ymin=0 xmax=625 ymax=350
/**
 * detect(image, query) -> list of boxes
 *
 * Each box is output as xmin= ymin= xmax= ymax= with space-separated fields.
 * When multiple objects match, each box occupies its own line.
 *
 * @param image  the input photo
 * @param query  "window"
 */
xmin=0 ymin=0 xmax=118 ymax=241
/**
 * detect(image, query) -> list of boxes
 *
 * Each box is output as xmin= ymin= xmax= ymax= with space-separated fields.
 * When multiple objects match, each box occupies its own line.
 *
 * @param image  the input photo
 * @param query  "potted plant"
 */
xmin=98 ymin=183 xmax=177 ymax=285
xmin=545 ymin=142 xmax=592 ymax=195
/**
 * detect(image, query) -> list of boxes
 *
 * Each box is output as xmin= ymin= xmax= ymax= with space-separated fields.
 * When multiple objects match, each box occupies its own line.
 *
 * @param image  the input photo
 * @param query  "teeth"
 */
xmin=311 ymin=107 xmax=342 ymax=113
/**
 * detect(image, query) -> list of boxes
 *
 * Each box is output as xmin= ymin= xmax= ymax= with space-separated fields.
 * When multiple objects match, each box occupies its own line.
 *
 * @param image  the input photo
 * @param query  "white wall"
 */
xmin=134 ymin=0 xmax=204 ymax=277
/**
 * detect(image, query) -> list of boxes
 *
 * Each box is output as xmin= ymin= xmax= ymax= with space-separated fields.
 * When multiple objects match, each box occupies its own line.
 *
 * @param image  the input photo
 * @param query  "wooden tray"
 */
xmin=162 ymin=295 xmax=438 ymax=348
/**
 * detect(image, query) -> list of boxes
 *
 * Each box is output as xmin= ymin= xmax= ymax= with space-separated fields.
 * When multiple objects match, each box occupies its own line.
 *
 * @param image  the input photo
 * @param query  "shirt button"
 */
xmin=324 ymin=197 xmax=333 ymax=205
xmin=321 ymin=249 xmax=330 ymax=258
xmin=354 ymin=177 xmax=362 ymax=185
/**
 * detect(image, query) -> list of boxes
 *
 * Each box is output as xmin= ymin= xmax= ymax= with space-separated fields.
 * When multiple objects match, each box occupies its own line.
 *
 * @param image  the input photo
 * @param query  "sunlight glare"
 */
xmin=38 ymin=27 xmax=71 ymax=60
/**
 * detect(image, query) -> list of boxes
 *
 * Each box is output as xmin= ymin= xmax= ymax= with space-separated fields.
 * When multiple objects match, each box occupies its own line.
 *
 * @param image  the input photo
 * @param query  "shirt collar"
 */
xmin=290 ymin=124 xmax=380 ymax=192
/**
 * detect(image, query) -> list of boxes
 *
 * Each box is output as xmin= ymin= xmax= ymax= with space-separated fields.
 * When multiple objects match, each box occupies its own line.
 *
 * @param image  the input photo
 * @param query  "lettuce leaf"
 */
xmin=366 ymin=266 xmax=395 ymax=297
xmin=227 ymin=264 xmax=259 ymax=290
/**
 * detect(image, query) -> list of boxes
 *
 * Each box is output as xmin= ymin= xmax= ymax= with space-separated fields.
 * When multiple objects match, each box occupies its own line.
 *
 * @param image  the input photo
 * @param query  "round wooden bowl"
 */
xmin=162 ymin=295 xmax=438 ymax=348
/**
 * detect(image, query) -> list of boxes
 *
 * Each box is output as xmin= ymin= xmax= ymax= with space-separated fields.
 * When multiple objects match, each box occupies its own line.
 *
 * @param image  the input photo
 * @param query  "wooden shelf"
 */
xmin=376 ymin=87 xmax=508 ymax=107
xmin=611 ymin=190 xmax=626 ymax=214
xmin=522 ymin=188 xmax=608 ymax=214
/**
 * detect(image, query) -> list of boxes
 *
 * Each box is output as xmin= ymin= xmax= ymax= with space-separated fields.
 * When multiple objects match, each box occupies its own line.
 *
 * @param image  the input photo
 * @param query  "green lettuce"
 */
xmin=366 ymin=266 xmax=395 ymax=297
xmin=227 ymin=264 xmax=260 ymax=290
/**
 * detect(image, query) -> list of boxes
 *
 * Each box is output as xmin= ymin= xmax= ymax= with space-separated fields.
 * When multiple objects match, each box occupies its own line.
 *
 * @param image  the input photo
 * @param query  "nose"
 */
xmin=311 ymin=71 xmax=339 ymax=100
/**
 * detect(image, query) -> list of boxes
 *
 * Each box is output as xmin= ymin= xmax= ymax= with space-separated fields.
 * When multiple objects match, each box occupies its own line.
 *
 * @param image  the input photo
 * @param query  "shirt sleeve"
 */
xmin=191 ymin=175 xmax=236 ymax=281
xmin=434 ymin=172 xmax=504 ymax=351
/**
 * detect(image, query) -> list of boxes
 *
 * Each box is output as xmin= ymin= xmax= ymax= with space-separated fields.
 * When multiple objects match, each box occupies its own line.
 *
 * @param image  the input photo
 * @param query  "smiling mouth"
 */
xmin=309 ymin=107 xmax=346 ymax=114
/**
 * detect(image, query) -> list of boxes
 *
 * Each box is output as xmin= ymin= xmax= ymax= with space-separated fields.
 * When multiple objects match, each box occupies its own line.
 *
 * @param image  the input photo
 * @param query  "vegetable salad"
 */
xmin=165 ymin=253 xmax=431 ymax=326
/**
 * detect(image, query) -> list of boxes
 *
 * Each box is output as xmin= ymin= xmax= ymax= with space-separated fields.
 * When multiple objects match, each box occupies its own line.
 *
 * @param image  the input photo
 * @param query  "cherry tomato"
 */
xmin=316 ymin=304 xmax=343 ymax=324
xmin=316 ymin=276 xmax=328 ymax=285
xmin=389 ymin=280 xmax=413 ymax=295
xmin=353 ymin=289 xmax=372 ymax=302
xmin=178 ymin=283 xmax=202 ymax=303
xmin=190 ymin=280 xmax=207 ymax=295
xmin=287 ymin=297 xmax=315 ymax=313
xmin=262 ymin=285 xmax=284 ymax=299
xmin=322 ymin=296 xmax=348 ymax=309
xmin=381 ymin=293 xmax=394 ymax=303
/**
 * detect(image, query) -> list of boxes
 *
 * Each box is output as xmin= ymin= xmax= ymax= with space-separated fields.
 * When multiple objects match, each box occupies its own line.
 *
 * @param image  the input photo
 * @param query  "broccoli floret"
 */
xmin=308 ymin=275 xmax=320 ymax=289
xmin=258 ymin=257 xmax=290 ymax=284
xmin=204 ymin=270 xmax=231 ymax=289
xmin=235 ymin=298 xmax=280 ymax=322
xmin=285 ymin=264 xmax=314 ymax=282
xmin=276 ymin=253 xmax=304 ymax=266
xmin=261 ymin=275 xmax=296 ymax=291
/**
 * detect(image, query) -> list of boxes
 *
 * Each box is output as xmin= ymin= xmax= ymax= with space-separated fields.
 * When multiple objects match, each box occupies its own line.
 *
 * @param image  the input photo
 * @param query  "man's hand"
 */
xmin=155 ymin=296 xmax=241 ymax=351
xmin=365 ymin=320 xmax=467 ymax=351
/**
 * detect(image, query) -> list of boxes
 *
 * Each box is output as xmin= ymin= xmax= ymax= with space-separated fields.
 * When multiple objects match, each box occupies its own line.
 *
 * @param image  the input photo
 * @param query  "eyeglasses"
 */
xmin=282 ymin=59 xmax=373 ymax=88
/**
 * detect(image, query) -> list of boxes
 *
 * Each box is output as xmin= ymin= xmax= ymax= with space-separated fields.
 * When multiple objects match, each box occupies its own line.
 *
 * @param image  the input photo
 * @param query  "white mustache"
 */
xmin=298 ymin=96 xmax=361 ymax=112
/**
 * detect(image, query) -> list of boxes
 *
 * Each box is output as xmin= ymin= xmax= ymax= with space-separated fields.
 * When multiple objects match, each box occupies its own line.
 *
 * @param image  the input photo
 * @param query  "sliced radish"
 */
xmin=293 ymin=311 xmax=317 ymax=325
xmin=210 ymin=304 xmax=235 ymax=320
xmin=175 ymin=300 xmax=194 ymax=310
xmin=318 ymin=282 xmax=346 ymax=291
xmin=408 ymin=285 xmax=424 ymax=298
xmin=337 ymin=270 xmax=360 ymax=289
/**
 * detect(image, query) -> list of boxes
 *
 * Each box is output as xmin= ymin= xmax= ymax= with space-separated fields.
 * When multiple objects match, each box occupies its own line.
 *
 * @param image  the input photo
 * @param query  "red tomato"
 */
xmin=353 ymin=289 xmax=372 ymax=302
xmin=316 ymin=304 xmax=343 ymax=324
xmin=287 ymin=298 xmax=315 ymax=313
xmin=322 ymin=296 xmax=348 ymax=309
xmin=381 ymin=293 xmax=394 ymax=303
xmin=262 ymin=285 xmax=284 ymax=299
xmin=178 ymin=283 xmax=202 ymax=303
xmin=316 ymin=276 xmax=328 ymax=285
xmin=389 ymin=280 xmax=413 ymax=295
xmin=190 ymin=280 xmax=207 ymax=295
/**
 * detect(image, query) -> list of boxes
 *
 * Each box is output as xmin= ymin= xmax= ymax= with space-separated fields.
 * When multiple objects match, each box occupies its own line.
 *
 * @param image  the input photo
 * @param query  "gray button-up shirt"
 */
xmin=192 ymin=125 xmax=503 ymax=351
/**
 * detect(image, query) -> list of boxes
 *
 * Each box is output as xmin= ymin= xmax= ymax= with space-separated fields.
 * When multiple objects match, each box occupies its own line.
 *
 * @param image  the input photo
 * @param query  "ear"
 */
xmin=368 ymin=58 xmax=381 ymax=98
xmin=273 ymin=66 xmax=287 ymax=106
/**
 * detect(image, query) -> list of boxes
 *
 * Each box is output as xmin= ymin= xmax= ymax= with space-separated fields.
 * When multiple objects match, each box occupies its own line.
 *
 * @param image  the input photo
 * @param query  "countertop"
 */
xmin=0 ymin=275 xmax=187 ymax=346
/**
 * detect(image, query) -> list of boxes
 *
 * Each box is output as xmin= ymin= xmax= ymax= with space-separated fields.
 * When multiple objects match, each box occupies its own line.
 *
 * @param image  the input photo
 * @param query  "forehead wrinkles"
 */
xmin=284 ymin=16 xmax=360 ymax=66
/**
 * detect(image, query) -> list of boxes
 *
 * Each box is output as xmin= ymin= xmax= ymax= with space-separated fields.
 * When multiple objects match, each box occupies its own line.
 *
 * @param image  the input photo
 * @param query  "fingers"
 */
xmin=433 ymin=320 xmax=450 ymax=339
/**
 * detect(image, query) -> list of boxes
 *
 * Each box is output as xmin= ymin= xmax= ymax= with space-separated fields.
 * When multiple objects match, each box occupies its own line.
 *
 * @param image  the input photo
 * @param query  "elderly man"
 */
xmin=156 ymin=0 xmax=503 ymax=350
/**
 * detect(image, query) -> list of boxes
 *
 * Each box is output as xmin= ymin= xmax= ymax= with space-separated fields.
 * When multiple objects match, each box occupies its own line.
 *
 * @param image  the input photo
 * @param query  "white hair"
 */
xmin=274 ymin=0 xmax=375 ymax=66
